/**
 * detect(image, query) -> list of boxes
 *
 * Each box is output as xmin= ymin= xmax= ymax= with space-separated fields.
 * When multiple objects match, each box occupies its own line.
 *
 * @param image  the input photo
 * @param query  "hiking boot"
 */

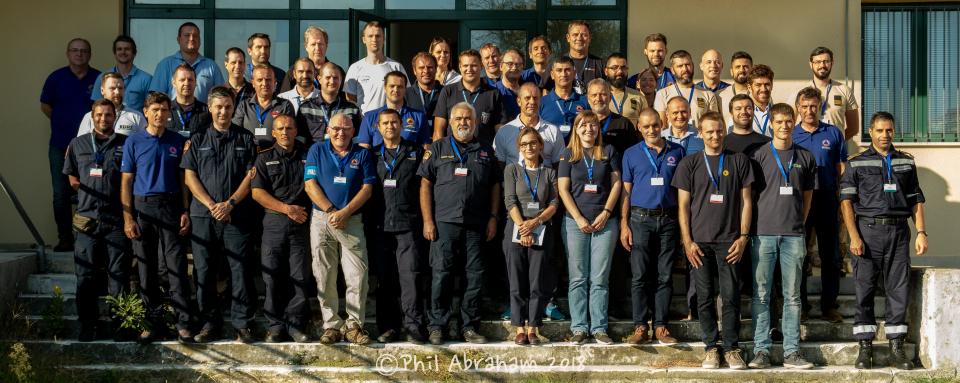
xmin=344 ymin=324 xmax=372 ymax=345
xmin=428 ymin=329 xmax=444 ymax=345
xmin=320 ymin=328 xmax=341 ymax=345
xmin=783 ymin=352 xmax=814 ymax=369
xmin=626 ymin=325 xmax=650 ymax=344
xmin=702 ymin=347 xmax=721 ymax=369
xmin=570 ymin=331 xmax=589 ymax=345
xmin=889 ymin=338 xmax=914 ymax=370
xmin=748 ymin=350 xmax=771 ymax=369
xmin=821 ymin=309 xmax=844 ymax=323
xmin=655 ymin=326 xmax=678 ymax=345
xmin=855 ymin=340 xmax=873 ymax=369
xmin=377 ymin=329 xmax=398 ymax=343
xmin=593 ymin=331 xmax=614 ymax=345
xmin=462 ymin=330 xmax=487 ymax=344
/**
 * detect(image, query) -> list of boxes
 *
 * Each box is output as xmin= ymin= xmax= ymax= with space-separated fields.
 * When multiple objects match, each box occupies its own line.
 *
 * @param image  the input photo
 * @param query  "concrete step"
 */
xmin=8 ymin=340 xmax=919 ymax=368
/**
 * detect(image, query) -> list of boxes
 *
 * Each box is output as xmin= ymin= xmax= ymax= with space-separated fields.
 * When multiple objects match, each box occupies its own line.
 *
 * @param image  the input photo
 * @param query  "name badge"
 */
xmin=383 ymin=179 xmax=398 ymax=188
xmin=89 ymin=167 xmax=103 ymax=177
xmin=779 ymin=186 xmax=793 ymax=195
xmin=709 ymin=194 xmax=724 ymax=204
xmin=650 ymin=177 xmax=664 ymax=186
xmin=526 ymin=202 xmax=540 ymax=210
xmin=560 ymin=125 xmax=571 ymax=134
xmin=255 ymin=127 xmax=268 ymax=136
xmin=333 ymin=176 xmax=347 ymax=184
xmin=454 ymin=167 xmax=469 ymax=176
xmin=884 ymin=183 xmax=897 ymax=192
xmin=178 ymin=130 xmax=190 ymax=137
xmin=584 ymin=184 xmax=599 ymax=193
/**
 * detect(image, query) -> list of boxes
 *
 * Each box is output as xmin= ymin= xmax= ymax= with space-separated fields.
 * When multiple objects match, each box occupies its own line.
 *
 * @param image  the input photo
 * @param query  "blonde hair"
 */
xmin=566 ymin=110 xmax=606 ymax=163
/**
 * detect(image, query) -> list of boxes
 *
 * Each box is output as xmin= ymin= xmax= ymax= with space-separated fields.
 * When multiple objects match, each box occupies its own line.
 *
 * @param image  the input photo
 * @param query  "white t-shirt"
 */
xmin=76 ymin=105 xmax=147 ymax=137
xmin=278 ymin=87 xmax=320 ymax=114
xmin=343 ymin=57 xmax=408 ymax=114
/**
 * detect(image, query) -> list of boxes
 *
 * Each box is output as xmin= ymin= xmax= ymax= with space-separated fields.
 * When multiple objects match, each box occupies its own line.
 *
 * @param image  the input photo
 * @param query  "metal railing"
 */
xmin=0 ymin=172 xmax=47 ymax=271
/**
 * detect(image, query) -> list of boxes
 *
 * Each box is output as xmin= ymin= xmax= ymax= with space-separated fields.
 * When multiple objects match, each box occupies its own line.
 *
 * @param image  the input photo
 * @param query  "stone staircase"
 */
xmin=4 ymin=250 xmax=946 ymax=382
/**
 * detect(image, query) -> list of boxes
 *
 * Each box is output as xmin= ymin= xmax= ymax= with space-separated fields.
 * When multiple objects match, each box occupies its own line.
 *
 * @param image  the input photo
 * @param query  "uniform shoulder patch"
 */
xmin=423 ymin=150 xmax=432 ymax=161
xmin=183 ymin=140 xmax=191 ymax=152
xmin=898 ymin=150 xmax=915 ymax=159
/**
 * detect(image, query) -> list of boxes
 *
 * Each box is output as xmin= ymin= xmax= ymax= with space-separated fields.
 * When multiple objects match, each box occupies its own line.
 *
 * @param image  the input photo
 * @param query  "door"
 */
xmin=349 ymin=9 xmax=389 ymax=64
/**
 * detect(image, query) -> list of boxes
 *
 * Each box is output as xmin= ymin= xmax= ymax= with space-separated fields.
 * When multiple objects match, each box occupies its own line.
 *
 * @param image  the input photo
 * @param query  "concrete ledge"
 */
xmin=912 ymin=267 xmax=960 ymax=370
xmin=0 ymin=252 xmax=36 ymax=310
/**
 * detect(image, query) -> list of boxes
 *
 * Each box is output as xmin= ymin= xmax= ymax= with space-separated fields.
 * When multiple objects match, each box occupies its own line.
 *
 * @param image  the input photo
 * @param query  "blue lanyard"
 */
xmin=555 ymin=97 xmax=573 ymax=118
xmin=818 ymin=81 xmax=833 ymax=117
xmin=89 ymin=133 xmax=104 ymax=165
xmin=521 ymin=165 xmax=542 ymax=202
xmin=883 ymin=152 xmax=893 ymax=182
xmin=611 ymin=92 xmax=625 ymax=114
xmin=703 ymin=151 xmax=725 ymax=191
xmin=449 ymin=137 xmax=467 ymax=166
xmin=584 ymin=152 xmax=596 ymax=183
xmin=769 ymin=142 xmax=795 ymax=186
xmin=674 ymin=83 xmax=694 ymax=106
xmin=254 ymin=102 xmax=269 ymax=129
xmin=657 ymin=70 xmax=668 ymax=89
xmin=419 ymin=88 xmax=435 ymax=107
xmin=754 ymin=105 xmax=770 ymax=135
xmin=641 ymin=143 xmax=664 ymax=176
xmin=320 ymin=99 xmax=341 ymax=123
xmin=461 ymin=89 xmax=479 ymax=106
xmin=380 ymin=145 xmax=405 ymax=178
xmin=177 ymin=109 xmax=193 ymax=128
xmin=601 ymin=115 xmax=612 ymax=134
xmin=328 ymin=140 xmax=352 ymax=176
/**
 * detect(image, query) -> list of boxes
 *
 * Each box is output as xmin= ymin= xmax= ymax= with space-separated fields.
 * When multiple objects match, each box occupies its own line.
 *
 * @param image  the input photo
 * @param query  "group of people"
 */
xmin=42 ymin=19 xmax=928 ymax=371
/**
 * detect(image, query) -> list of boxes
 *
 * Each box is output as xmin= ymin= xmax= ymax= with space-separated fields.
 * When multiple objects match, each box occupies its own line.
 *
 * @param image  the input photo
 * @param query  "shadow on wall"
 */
xmin=912 ymin=167 xmax=958 ymax=267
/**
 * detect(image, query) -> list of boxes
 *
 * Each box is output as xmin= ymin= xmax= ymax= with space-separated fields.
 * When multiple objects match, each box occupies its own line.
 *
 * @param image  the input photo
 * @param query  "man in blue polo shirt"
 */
xmin=41 ymin=37 xmax=100 ymax=252
xmin=792 ymin=86 xmax=848 ymax=323
xmin=663 ymin=97 xmax=705 ymax=155
xmin=148 ymin=22 xmax=223 ymax=103
xmin=357 ymin=71 xmax=430 ymax=149
xmin=92 ymin=35 xmax=152 ymax=111
xmin=541 ymin=56 xmax=590 ymax=140
xmin=620 ymin=108 xmax=684 ymax=346
xmin=304 ymin=112 xmax=377 ymax=345
xmin=120 ymin=92 xmax=194 ymax=344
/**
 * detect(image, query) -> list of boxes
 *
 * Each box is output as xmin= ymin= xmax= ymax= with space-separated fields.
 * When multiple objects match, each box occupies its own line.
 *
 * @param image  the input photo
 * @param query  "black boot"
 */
xmin=855 ymin=340 xmax=873 ymax=369
xmin=889 ymin=338 xmax=914 ymax=370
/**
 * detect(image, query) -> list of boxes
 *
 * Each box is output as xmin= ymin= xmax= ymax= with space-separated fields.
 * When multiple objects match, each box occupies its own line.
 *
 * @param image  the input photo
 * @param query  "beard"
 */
xmin=734 ymin=73 xmax=748 ymax=84
xmin=609 ymin=76 xmax=626 ymax=89
xmin=814 ymin=69 xmax=831 ymax=80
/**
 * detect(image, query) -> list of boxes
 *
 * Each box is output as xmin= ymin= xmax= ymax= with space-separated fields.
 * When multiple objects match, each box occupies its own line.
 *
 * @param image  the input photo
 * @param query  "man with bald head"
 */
xmin=696 ymin=50 xmax=730 ymax=93
xmin=653 ymin=50 xmax=722 ymax=130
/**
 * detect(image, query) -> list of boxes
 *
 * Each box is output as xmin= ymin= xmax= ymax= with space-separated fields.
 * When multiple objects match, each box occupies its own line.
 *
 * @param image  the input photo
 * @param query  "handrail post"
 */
xmin=0 ymin=173 xmax=48 ymax=271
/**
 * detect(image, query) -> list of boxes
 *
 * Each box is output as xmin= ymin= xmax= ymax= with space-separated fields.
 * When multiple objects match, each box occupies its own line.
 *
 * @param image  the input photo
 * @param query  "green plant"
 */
xmin=40 ymin=286 xmax=65 ymax=338
xmin=105 ymin=291 xmax=147 ymax=332
xmin=6 ymin=342 xmax=35 ymax=383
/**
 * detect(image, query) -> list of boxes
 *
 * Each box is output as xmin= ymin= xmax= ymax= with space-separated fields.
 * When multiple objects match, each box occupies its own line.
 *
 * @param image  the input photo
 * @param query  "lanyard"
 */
xmin=584 ymin=152 xmax=596 ymax=183
xmin=328 ymin=140 xmax=352 ymax=176
xmin=703 ymin=151 xmax=725 ymax=191
xmin=816 ymin=81 xmax=833 ymax=117
xmin=641 ymin=143 xmax=664 ymax=176
xmin=89 ymin=133 xmax=105 ymax=165
xmin=461 ymin=89 xmax=479 ymax=106
xmin=883 ymin=152 xmax=893 ymax=182
xmin=253 ymin=102 xmax=269 ymax=129
xmin=449 ymin=136 xmax=467 ymax=166
xmin=320 ymin=99 xmax=341 ymax=123
xmin=177 ymin=109 xmax=193 ymax=128
xmin=601 ymin=115 xmax=613 ymax=134
xmin=611 ymin=91 xmax=626 ymax=114
xmin=769 ymin=142 xmax=795 ymax=186
xmin=521 ymin=165 xmax=542 ymax=202
xmin=674 ymin=83 xmax=694 ymax=106
xmin=419 ymin=88 xmax=435 ymax=107
xmin=380 ymin=145 xmax=406 ymax=178
xmin=657 ymin=69 xmax=669 ymax=89
xmin=754 ymin=105 xmax=770 ymax=135
xmin=555 ymin=97 xmax=573 ymax=118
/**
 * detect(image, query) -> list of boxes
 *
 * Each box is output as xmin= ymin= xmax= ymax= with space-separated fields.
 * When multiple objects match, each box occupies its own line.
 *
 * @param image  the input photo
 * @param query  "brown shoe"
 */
xmin=514 ymin=332 xmax=528 ymax=345
xmin=625 ymin=325 xmax=650 ymax=344
xmin=655 ymin=326 xmax=678 ymax=345
xmin=319 ymin=328 xmax=341 ymax=345
xmin=344 ymin=324 xmax=372 ymax=345
xmin=821 ymin=309 xmax=844 ymax=323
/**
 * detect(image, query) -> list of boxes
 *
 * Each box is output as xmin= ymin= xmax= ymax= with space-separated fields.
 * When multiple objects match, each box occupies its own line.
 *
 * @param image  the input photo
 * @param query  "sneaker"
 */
xmin=345 ymin=324 xmax=372 ymax=345
xmin=194 ymin=327 xmax=220 ymax=343
xmin=288 ymin=327 xmax=311 ymax=343
xmin=428 ymin=329 xmax=444 ymax=345
xmin=625 ymin=325 xmax=650 ymax=345
xmin=78 ymin=325 xmax=96 ymax=342
xmin=748 ymin=350 xmax=772 ymax=369
xmin=501 ymin=308 xmax=512 ymax=321
xmin=821 ymin=309 xmax=844 ymax=323
xmin=702 ymin=347 xmax=721 ymax=369
xmin=265 ymin=330 xmax=285 ymax=343
xmin=783 ymin=352 xmax=814 ymax=369
xmin=320 ymin=328 xmax=342 ymax=345
xmin=570 ymin=331 xmax=589 ymax=345
xmin=655 ymin=326 xmax=678 ymax=345
xmin=725 ymin=349 xmax=748 ymax=370
xmin=593 ymin=331 xmax=614 ymax=345
xmin=545 ymin=303 xmax=567 ymax=321
xmin=462 ymin=330 xmax=487 ymax=344
xmin=377 ymin=329 xmax=399 ymax=343
xmin=236 ymin=328 xmax=256 ymax=344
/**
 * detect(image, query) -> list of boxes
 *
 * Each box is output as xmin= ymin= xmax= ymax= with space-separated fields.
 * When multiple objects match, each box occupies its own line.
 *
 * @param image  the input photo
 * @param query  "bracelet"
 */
xmin=739 ymin=234 xmax=749 ymax=238
xmin=917 ymin=230 xmax=928 ymax=237
xmin=603 ymin=208 xmax=613 ymax=215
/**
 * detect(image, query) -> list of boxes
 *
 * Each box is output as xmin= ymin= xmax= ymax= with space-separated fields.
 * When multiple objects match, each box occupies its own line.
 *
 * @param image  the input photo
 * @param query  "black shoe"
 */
xmin=265 ymin=330 xmax=286 ymax=343
xmin=177 ymin=328 xmax=195 ymax=344
xmin=78 ymin=325 xmax=96 ymax=342
xmin=769 ymin=328 xmax=784 ymax=342
xmin=889 ymin=338 xmax=914 ymax=370
xmin=855 ymin=340 xmax=873 ymax=369
xmin=462 ymin=330 xmax=487 ymax=344
xmin=53 ymin=239 xmax=73 ymax=252
xmin=288 ymin=327 xmax=311 ymax=343
xmin=377 ymin=329 xmax=399 ymax=343
xmin=429 ymin=329 xmax=444 ymax=345
xmin=406 ymin=332 xmax=426 ymax=345
xmin=236 ymin=328 xmax=256 ymax=343
xmin=194 ymin=328 xmax=221 ymax=343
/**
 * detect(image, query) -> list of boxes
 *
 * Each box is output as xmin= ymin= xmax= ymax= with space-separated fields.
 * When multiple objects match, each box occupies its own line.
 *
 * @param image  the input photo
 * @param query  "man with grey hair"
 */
xmin=418 ymin=102 xmax=501 ymax=345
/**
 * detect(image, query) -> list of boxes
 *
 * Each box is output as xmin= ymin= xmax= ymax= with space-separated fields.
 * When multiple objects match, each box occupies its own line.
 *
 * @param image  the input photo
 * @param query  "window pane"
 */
xmin=546 ymin=19 xmax=620 ymax=59
xmin=134 ymin=0 xmax=200 ymax=4
xmin=863 ymin=10 xmax=913 ymax=140
xmin=387 ymin=0 xmax=455 ymax=9
xmin=466 ymin=0 xmax=535 ymax=10
xmin=216 ymin=0 xmax=288 ymax=8
xmin=130 ymin=19 xmax=204 ymax=76
xmin=551 ymin=0 xmax=616 ymax=5
xmin=301 ymin=0 xmax=374 ymax=9
xmin=470 ymin=29 xmax=528 ymax=52
xmin=214 ymin=19 xmax=291 ymax=78
xmin=299 ymin=20 xmax=350 ymax=68
xmin=926 ymin=9 xmax=960 ymax=140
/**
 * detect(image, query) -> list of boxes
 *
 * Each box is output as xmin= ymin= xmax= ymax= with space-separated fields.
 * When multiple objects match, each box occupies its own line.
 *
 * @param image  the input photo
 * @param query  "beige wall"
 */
xmin=0 ymin=0 xmax=122 ymax=245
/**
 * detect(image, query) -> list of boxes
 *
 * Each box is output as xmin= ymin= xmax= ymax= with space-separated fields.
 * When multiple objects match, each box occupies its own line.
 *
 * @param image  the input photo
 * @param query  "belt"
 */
xmin=135 ymin=194 xmax=180 ymax=203
xmin=859 ymin=216 xmax=907 ymax=225
xmin=631 ymin=207 xmax=677 ymax=217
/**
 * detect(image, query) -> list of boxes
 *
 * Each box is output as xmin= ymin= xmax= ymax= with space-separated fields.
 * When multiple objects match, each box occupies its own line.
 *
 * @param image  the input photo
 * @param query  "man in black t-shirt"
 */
xmin=724 ymin=94 xmax=770 ymax=155
xmin=672 ymin=111 xmax=753 ymax=370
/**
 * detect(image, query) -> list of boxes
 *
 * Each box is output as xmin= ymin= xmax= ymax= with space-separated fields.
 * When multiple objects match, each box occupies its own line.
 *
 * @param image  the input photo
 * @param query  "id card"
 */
xmin=560 ymin=125 xmax=571 ymax=134
xmin=884 ymin=183 xmax=897 ymax=192
xmin=650 ymin=177 xmax=664 ymax=186
xmin=89 ymin=167 xmax=103 ymax=177
xmin=779 ymin=186 xmax=793 ymax=195
xmin=526 ymin=202 xmax=540 ymax=210
xmin=333 ymin=176 xmax=347 ymax=184
xmin=584 ymin=184 xmax=599 ymax=193
xmin=454 ymin=167 xmax=469 ymax=176
xmin=255 ymin=127 xmax=267 ymax=136
xmin=709 ymin=194 xmax=724 ymax=204
xmin=177 ymin=130 xmax=190 ymax=137
xmin=384 ymin=179 xmax=398 ymax=188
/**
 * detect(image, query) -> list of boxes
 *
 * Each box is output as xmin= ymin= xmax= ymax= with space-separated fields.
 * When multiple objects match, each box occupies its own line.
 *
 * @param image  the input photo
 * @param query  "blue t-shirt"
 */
xmin=495 ymin=80 xmax=520 ymax=122
xmin=622 ymin=141 xmax=685 ymax=209
xmin=304 ymin=140 xmax=377 ymax=210
xmin=148 ymin=51 xmax=224 ymax=103
xmin=792 ymin=122 xmax=848 ymax=191
xmin=520 ymin=68 xmax=543 ymax=87
xmin=91 ymin=65 xmax=153 ymax=111
xmin=41 ymin=66 xmax=101 ymax=149
xmin=357 ymin=105 xmax=431 ymax=147
xmin=120 ymin=128 xmax=187 ymax=196
xmin=540 ymin=90 xmax=590 ymax=138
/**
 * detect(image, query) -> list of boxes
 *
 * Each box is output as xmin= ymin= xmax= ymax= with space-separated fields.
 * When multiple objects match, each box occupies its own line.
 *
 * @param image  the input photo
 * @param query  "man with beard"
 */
xmin=653 ymin=50 xmax=722 ymax=130
xmin=718 ymin=52 xmax=753 ymax=128
xmin=797 ymin=47 xmax=860 ymax=139
xmin=695 ymin=50 xmax=730 ymax=93
xmin=278 ymin=58 xmax=319 ymax=114
xmin=92 ymin=36 xmax=152 ymax=111
xmin=628 ymin=33 xmax=675 ymax=92
xmin=77 ymin=72 xmax=147 ymax=137
xmin=747 ymin=65 xmax=775 ymax=137
xmin=724 ymin=94 xmax=770 ymax=155
xmin=606 ymin=53 xmax=647 ymax=126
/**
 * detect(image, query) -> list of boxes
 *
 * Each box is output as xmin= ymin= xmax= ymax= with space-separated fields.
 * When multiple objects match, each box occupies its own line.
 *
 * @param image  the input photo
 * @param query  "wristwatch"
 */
xmin=917 ymin=231 xmax=928 ymax=237
xmin=227 ymin=199 xmax=236 ymax=207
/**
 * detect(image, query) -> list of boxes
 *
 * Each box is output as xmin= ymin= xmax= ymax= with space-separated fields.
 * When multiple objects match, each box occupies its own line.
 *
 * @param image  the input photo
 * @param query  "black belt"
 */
xmin=631 ymin=207 xmax=677 ymax=217
xmin=859 ymin=216 xmax=907 ymax=225
xmin=135 ymin=194 xmax=180 ymax=203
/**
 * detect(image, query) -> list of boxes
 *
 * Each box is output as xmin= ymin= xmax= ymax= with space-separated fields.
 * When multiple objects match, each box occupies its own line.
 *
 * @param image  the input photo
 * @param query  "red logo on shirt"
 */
xmin=168 ymin=147 xmax=177 ymax=154
xmin=270 ymin=110 xmax=280 ymax=118
xmin=350 ymin=158 xmax=359 ymax=166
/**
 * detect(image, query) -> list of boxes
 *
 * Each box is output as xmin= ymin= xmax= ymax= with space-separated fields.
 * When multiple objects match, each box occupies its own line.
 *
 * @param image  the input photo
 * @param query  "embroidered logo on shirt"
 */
xmin=821 ymin=139 xmax=831 ymax=149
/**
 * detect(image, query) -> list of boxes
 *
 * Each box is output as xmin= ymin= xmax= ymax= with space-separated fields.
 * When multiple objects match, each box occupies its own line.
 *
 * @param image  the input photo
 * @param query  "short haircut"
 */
xmin=225 ymin=47 xmax=245 ymax=60
xmin=377 ymin=108 xmax=401 ymax=125
xmin=643 ymin=33 xmax=667 ymax=47
xmin=698 ymin=111 xmax=724 ymax=127
xmin=428 ymin=36 xmax=452 ymax=53
xmin=669 ymin=50 xmax=692 ymax=63
xmin=567 ymin=20 xmax=590 ymax=32
xmin=459 ymin=49 xmax=482 ymax=62
xmin=606 ymin=52 xmax=627 ymax=66
xmin=587 ymin=78 xmax=611 ymax=93
xmin=479 ymin=43 xmax=500 ymax=55
xmin=870 ymin=111 xmax=896 ymax=127
xmin=748 ymin=64 xmax=775 ymax=83
xmin=731 ymin=51 xmax=753 ymax=63
xmin=501 ymin=48 xmax=524 ymax=62
xmin=304 ymin=26 xmax=329 ymax=44
xmin=667 ymin=95 xmax=689 ymax=109
xmin=383 ymin=70 xmax=408 ymax=84
xmin=638 ymin=107 xmax=661 ymax=122
xmin=795 ymin=86 xmax=823 ymax=105
xmin=177 ymin=22 xmax=199 ymax=36
xmin=769 ymin=103 xmax=795 ymax=120
xmin=102 ymin=72 xmax=124 ymax=84
xmin=293 ymin=57 xmax=316 ymax=71
xmin=363 ymin=21 xmax=384 ymax=34
xmin=92 ymin=98 xmax=116 ymax=114
xmin=527 ymin=35 xmax=550 ymax=53
xmin=173 ymin=63 xmax=195 ymax=77
xmin=412 ymin=51 xmax=437 ymax=68
xmin=252 ymin=64 xmax=273 ymax=76
xmin=450 ymin=101 xmax=477 ymax=121
xmin=207 ymin=86 xmax=236 ymax=105
xmin=330 ymin=112 xmax=354 ymax=127
xmin=113 ymin=35 xmax=137 ymax=54
xmin=554 ymin=56 xmax=575 ymax=67
xmin=145 ymin=92 xmax=171 ymax=108
xmin=810 ymin=46 xmax=834 ymax=61
xmin=519 ymin=82 xmax=541 ymax=98
xmin=67 ymin=38 xmax=91 ymax=51
xmin=247 ymin=33 xmax=271 ymax=48
xmin=320 ymin=61 xmax=344 ymax=77
xmin=728 ymin=93 xmax=754 ymax=113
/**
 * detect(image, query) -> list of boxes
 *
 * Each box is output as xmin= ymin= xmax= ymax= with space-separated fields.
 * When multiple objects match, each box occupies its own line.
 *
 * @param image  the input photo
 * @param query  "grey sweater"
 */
xmin=503 ymin=162 xmax=559 ymax=220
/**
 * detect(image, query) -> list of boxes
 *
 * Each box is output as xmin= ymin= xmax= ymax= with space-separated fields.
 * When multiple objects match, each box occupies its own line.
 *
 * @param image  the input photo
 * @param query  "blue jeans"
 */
xmin=563 ymin=214 xmax=618 ymax=335
xmin=751 ymin=235 xmax=805 ymax=355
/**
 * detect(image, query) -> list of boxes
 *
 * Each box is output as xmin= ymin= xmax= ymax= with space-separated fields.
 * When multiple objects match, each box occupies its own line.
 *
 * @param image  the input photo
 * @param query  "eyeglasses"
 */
xmin=519 ymin=142 xmax=540 ymax=148
xmin=811 ymin=60 xmax=832 ymax=65
xmin=606 ymin=65 xmax=628 ymax=71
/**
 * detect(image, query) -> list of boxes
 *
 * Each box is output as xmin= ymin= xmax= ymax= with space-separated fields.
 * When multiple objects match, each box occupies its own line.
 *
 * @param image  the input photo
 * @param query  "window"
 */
xmin=863 ymin=5 xmax=960 ymax=142
xmin=546 ymin=19 xmax=621 ymax=59
xmin=129 ymin=19 xmax=204 ymax=75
